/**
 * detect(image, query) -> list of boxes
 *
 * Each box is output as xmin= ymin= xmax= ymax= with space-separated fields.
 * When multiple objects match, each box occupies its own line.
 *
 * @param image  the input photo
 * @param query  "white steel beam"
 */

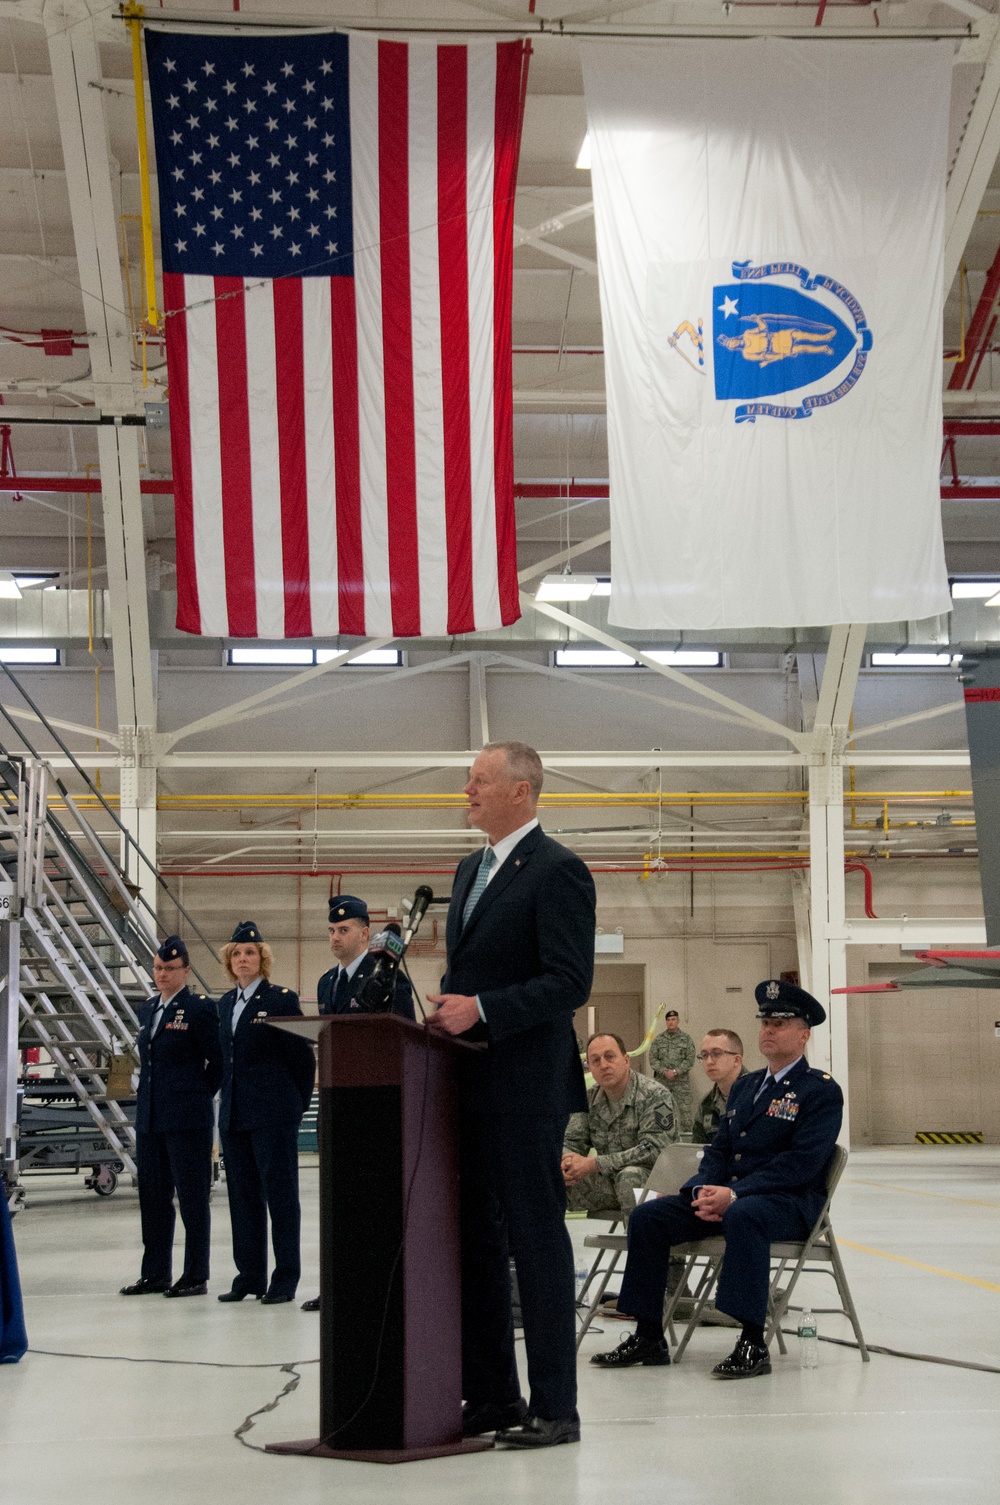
xmin=46 ymin=6 xmax=156 ymax=736
xmin=517 ymin=531 xmax=611 ymax=585
xmin=159 ymin=637 xmax=396 ymax=750
xmin=848 ymin=699 xmax=965 ymax=743
xmin=945 ymin=22 xmax=1000 ymax=292
xmin=837 ymin=918 xmax=987 ymax=946
xmin=469 ymin=657 xmax=490 ymax=751
xmin=526 ymin=594 xmax=808 ymax=750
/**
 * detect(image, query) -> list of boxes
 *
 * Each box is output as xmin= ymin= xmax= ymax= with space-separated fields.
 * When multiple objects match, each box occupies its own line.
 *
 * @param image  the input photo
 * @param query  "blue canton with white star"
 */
xmin=145 ymin=29 xmax=353 ymax=280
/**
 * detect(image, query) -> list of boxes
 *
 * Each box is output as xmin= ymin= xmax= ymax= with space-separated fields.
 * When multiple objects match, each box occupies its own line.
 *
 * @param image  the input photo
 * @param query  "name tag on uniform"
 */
xmin=726 ymin=1109 xmax=736 ymax=1118
xmin=767 ymin=1095 xmax=799 ymax=1121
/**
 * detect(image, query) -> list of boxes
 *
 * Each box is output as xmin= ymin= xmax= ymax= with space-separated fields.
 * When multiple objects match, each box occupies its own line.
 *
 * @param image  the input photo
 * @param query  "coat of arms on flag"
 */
xmin=667 ymin=260 xmax=874 ymax=423
xmin=145 ymin=28 xmax=527 ymax=639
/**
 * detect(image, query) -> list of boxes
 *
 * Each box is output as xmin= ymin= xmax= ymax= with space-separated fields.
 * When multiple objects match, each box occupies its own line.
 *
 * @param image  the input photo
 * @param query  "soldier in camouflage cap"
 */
xmin=562 ymin=1033 xmax=677 ymax=1220
xmin=648 ymin=1011 xmax=697 ymax=1137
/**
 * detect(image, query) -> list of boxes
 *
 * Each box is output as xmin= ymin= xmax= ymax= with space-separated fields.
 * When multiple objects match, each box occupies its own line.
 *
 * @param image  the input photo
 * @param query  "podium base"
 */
xmin=264 ymin=1437 xmax=494 ymax=1465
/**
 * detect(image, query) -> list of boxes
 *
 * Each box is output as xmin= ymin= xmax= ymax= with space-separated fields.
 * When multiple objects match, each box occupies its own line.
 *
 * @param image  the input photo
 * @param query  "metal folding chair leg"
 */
xmin=575 ymin=1247 xmax=623 ymax=1351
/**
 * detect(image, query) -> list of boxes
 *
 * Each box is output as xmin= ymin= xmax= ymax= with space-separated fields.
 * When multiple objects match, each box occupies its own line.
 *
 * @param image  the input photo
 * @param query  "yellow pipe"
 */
xmin=123 ymin=5 xmax=159 ymax=332
xmin=48 ymin=789 xmax=973 ymax=813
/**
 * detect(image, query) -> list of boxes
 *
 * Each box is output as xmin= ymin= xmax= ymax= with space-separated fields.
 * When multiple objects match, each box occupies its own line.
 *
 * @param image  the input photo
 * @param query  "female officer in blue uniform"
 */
xmin=121 ymin=935 xmax=222 ymax=1297
xmin=217 ymin=921 xmax=315 ymax=1304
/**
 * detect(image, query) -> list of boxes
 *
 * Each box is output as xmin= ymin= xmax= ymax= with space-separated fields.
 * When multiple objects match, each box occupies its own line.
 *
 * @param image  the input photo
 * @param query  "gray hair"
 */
xmin=483 ymin=740 xmax=544 ymax=800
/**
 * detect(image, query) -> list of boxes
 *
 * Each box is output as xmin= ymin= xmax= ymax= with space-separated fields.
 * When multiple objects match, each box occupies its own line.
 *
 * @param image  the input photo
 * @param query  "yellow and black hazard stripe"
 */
xmin=915 ymin=1130 xmax=984 ymax=1145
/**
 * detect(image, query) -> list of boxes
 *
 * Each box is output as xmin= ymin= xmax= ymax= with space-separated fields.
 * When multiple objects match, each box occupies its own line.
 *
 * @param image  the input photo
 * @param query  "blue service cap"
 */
xmin=157 ymin=934 xmax=188 ymax=964
xmin=230 ymin=919 xmax=263 ymax=944
xmin=328 ymin=895 xmax=369 ymax=924
xmin=755 ymin=978 xmax=826 ymax=1027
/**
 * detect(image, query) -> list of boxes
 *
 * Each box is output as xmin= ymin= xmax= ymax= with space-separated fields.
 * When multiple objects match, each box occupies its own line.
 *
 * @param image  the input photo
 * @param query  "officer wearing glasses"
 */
xmin=692 ymin=1030 xmax=748 ymax=1145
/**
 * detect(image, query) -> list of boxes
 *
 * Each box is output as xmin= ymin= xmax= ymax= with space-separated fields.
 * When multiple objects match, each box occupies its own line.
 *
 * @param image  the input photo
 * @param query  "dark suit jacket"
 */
xmin=317 ymin=952 xmax=415 ymax=1019
xmin=684 ymin=1057 xmax=843 ymax=1222
xmin=218 ymin=979 xmax=316 ymax=1134
xmin=135 ymin=986 xmax=222 ymax=1136
xmin=442 ymin=825 xmax=595 ymax=1119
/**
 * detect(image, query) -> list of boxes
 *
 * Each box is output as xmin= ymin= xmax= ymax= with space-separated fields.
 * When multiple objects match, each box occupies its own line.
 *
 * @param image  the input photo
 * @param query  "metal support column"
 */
xmin=0 ymin=911 xmax=19 ymax=1187
xmin=118 ymin=727 xmax=159 ymax=919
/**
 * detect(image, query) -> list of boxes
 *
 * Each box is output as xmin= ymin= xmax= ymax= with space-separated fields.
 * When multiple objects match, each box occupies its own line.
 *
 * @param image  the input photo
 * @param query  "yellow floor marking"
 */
xmin=843 ymin=1177 xmax=1000 ymax=1211
xmin=840 ymin=1239 xmax=1000 ymax=1294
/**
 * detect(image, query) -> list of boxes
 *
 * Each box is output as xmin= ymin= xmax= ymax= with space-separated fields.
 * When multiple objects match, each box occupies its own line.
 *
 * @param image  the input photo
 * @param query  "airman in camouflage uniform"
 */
xmin=563 ymin=1068 xmax=677 ymax=1220
xmin=648 ymin=1012 xmax=696 ymax=1136
xmin=692 ymin=1068 xmax=749 ymax=1144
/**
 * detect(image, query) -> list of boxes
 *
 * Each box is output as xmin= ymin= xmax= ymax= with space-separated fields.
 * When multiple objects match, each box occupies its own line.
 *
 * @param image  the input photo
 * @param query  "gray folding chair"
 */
xmin=574 ymin=1143 xmax=703 ymax=1351
xmin=662 ymin=1143 xmax=868 ymax=1363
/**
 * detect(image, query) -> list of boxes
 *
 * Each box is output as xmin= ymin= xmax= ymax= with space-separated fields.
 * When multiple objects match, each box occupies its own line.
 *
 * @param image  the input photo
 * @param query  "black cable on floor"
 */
xmin=784 ymin=1330 xmax=1000 ymax=1376
xmin=234 ymin=1364 xmax=304 ymax=1451
xmin=27 ymin=1347 xmax=317 ymax=1370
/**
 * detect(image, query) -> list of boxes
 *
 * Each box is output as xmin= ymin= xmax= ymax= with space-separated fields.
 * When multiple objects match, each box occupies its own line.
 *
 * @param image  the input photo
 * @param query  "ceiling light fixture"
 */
xmin=575 ymin=134 xmax=592 ymax=170
xmin=0 ymin=573 xmax=23 ymax=601
xmin=536 ymin=573 xmax=599 ymax=601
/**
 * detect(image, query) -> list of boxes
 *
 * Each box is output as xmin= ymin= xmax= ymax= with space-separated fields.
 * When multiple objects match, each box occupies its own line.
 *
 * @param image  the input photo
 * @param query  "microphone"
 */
xmin=356 ymin=892 xmax=433 ymax=1013
xmin=402 ymin=885 xmax=434 ymax=945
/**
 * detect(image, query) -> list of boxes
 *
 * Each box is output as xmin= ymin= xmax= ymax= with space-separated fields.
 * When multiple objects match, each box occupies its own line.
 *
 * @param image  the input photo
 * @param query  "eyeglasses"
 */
xmin=695 ymin=1049 xmax=739 ymax=1062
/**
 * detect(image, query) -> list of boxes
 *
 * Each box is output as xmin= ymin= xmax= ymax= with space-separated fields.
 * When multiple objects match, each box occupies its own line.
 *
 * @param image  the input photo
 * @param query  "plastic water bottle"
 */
xmin=575 ymin=1264 xmax=590 ymax=1304
xmin=798 ymin=1306 xmax=819 ymax=1369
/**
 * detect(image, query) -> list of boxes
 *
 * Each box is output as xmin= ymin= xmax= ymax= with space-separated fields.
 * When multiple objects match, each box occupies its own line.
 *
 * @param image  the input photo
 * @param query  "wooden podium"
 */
xmin=264 ymin=1014 xmax=491 ymax=1464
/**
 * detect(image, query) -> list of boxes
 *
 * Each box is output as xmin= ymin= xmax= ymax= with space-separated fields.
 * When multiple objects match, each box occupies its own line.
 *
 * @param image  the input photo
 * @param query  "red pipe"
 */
xmin=948 ymin=243 xmax=1000 ymax=391
xmin=844 ymin=861 xmax=877 ymax=918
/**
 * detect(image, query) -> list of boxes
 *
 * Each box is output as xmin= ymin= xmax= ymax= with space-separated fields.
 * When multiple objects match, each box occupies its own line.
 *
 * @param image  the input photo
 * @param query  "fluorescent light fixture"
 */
xmin=0 ymin=647 xmax=58 ymax=664
xmin=575 ymin=134 xmax=592 ymax=170
xmin=870 ymin=652 xmax=958 ymax=668
xmin=0 ymin=573 xmax=23 ymax=600
xmin=591 ymin=578 xmax=612 ymax=596
xmin=536 ymin=574 xmax=599 ymax=601
xmin=951 ymin=580 xmax=1000 ymax=599
xmin=646 ymin=650 xmax=722 ymax=667
xmin=555 ymin=647 xmax=722 ymax=668
xmin=13 ymin=574 xmax=57 ymax=590
xmin=556 ymin=648 xmax=636 ymax=667
xmin=986 ymin=591 xmax=1000 ymax=608
xmin=229 ymin=647 xmax=314 ymax=666
xmin=316 ymin=647 xmax=403 ymax=666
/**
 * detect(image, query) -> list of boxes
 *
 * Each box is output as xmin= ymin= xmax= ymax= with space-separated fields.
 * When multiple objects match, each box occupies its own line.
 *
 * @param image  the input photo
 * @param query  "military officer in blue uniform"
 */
xmin=302 ymin=894 xmax=414 ymax=1311
xmin=317 ymin=894 xmax=415 ymax=1018
xmin=217 ymin=921 xmax=316 ymax=1305
xmin=592 ymin=979 xmax=843 ymax=1379
xmin=121 ymin=936 xmax=222 ymax=1298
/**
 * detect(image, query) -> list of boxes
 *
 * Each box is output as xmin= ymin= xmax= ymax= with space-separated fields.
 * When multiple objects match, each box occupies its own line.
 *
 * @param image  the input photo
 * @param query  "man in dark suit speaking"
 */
xmin=427 ymin=741 xmax=596 ymax=1450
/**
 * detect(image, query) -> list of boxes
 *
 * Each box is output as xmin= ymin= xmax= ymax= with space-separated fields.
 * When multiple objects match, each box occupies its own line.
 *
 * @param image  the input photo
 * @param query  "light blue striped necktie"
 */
xmin=462 ymin=846 xmax=496 ymax=926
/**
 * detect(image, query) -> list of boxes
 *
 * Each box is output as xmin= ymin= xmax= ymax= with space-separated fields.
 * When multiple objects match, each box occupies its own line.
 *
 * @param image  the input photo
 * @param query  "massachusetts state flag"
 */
xmin=146 ymin=29 xmax=526 ymax=638
xmin=582 ymin=39 xmax=952 ymax=631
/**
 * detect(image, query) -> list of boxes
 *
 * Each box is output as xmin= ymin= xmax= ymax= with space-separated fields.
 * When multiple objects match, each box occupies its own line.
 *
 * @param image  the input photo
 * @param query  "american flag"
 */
xmin=146 ymin=29 xmax=526 ymax=638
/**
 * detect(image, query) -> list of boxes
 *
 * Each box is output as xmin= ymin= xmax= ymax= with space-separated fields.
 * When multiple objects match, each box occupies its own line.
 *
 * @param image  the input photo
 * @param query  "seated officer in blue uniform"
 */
xmin=592 ymin=979 xmax=843 ymax=1379
xmin=121 ymin=935 xmax=222 ymax=1298
xmin=217 ymin=921 xmax=316 ymax=1305
xmin=317 ymin=894 xmax=415 ymax=1018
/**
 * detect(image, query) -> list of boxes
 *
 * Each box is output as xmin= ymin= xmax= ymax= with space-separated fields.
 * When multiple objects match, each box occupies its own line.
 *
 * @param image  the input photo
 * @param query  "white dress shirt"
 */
xmin=231 ymin=975 xmax=263 ymax=1034
xmin=473 ymin=817 xmax=540 ymax=1021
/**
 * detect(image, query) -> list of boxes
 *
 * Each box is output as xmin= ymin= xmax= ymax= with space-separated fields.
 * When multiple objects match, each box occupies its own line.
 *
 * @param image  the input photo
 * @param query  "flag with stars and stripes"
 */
xmin=145 ymin=28 xmax=527 ymax=638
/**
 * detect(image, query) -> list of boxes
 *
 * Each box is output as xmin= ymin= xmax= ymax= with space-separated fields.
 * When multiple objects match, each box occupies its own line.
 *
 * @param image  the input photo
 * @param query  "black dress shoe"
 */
xmin=260 ymin=1291 xmax=295 ymax=1305
xmin=590 ymin=1331 xmax=671 ymax=1368
xmin=495 ymin=1412 xmax=581 ymax=1449
xmin=300 ymin=1296 xmax=320 ymax=1312
xmin=461 ymin=1398 xmax=528 ymax=1437
xmin=712 ymin=1337 xmax=772 ymax=1379
xmin=164 ymin=1280 xmax=208 ymax=1297
xmin=217 ymin=1288 xmax=264 ymax=1303
xmin=120 ymin=1278 xmax=170 ymax=1296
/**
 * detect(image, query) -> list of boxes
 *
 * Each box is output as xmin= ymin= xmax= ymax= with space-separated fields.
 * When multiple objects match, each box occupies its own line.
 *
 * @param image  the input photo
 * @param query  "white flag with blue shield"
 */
xmin=582 ymin=40 xmax=952 ymax=630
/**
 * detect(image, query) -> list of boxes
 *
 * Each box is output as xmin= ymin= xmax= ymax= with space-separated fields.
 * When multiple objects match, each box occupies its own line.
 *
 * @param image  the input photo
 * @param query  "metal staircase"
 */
xmin=0 ymin=667 xmax=219 ymax=1204
xmin=0 ymin=754 xmax=153 ymax=1186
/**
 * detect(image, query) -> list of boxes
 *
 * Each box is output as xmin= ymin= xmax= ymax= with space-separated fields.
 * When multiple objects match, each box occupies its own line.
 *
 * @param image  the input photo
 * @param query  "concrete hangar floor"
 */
xmin=3 ymin=1146 xmax=1000 ymax=1505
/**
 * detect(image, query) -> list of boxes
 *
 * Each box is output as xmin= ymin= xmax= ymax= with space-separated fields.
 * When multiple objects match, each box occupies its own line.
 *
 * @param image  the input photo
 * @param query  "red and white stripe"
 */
xmin=164 ymin=36 xmax=524 ymax=640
